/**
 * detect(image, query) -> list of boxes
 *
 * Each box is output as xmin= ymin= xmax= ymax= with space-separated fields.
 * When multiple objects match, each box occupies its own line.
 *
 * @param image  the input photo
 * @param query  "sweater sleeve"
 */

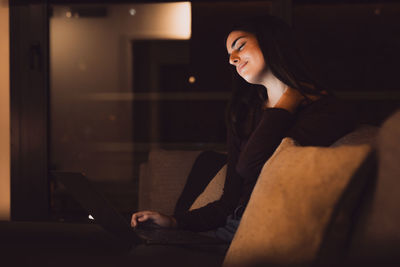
xmin=234 ymin=108 xmax=294 ymax=206
xmin=236 ymin=108 xmax=294 ymax=186
xmin=174 ymin=108 xmax=294 ymax=231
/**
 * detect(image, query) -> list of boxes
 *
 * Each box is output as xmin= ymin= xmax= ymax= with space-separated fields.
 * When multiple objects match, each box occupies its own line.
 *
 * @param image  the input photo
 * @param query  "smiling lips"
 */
xmin=237 ymin=62 xmax=248 ymax=74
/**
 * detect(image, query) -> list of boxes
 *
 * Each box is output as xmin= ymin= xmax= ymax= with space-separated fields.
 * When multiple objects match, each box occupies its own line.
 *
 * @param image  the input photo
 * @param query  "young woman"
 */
xmin=131 ymin=15 xmax=356 ymax=242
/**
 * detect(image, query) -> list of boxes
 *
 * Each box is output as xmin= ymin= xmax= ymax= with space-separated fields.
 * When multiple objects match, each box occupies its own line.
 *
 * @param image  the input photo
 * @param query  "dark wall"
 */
xmin=292 ymin=2 xmax=400 ymax=124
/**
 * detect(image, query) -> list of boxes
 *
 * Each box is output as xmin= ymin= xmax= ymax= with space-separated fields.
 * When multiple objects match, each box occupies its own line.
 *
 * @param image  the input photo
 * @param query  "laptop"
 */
xmin=50 ymin=171 xmax=227 ymax=249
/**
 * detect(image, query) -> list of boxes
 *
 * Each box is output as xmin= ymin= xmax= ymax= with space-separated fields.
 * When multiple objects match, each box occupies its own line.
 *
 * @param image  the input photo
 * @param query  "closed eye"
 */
xmin=238 ymin=42 xmax=246 ymax=51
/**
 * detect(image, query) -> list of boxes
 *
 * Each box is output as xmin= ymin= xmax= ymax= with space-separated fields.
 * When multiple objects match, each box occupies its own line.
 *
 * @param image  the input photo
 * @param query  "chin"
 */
xmin=242 ymin=71 xmax=267 ymax=85
xmin=240 ymin=73 xmax=253 ymax=83
xmin=242 ymin=75 xmax=260 ymax=85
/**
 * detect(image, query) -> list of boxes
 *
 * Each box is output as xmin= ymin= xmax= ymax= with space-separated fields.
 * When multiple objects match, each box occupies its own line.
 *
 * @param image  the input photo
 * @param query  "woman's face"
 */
xmin=226 ymin=30 xmax=268 ymax=84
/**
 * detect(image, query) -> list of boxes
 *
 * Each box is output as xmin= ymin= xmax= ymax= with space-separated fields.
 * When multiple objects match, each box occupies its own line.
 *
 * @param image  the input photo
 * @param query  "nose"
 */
xmin=229 ymin=52 xmax=240 ymax=66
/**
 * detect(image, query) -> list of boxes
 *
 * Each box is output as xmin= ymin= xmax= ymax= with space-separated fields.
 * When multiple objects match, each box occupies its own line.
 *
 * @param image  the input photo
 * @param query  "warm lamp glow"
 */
xmin=138 ymin=1 xmax=192 ymax=39
xmin=169 ymin=2 xmax=191 ymax=39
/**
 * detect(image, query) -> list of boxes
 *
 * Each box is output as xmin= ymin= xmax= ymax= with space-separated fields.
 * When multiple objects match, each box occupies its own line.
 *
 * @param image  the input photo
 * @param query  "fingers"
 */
xmin=131 ymin=212 xmax=144 ymax=228
xmin=131 ymin=211 xmax=156 ymax=228
xmin=131 ymin=212 xmax=144 ymax=227
xmin=131 ymin=213 xmax=138 ymax=228
xmin=138 ymin=214 xmax=149 ymax=222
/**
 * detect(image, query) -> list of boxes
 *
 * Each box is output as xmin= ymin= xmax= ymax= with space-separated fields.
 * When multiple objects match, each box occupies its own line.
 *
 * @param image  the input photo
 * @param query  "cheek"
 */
xmin=254 ymin=51 xmax=266 ymax=69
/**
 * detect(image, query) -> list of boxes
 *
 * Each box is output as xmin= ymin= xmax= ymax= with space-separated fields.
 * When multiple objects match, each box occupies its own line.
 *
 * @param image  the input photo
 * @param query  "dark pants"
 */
xmin=174 ymin=150 xmax=227 ymax=215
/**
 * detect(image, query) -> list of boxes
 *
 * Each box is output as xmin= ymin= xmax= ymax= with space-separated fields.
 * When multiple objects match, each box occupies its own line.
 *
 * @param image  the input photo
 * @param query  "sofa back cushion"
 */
xmin=345 ymin=110 xmax=400 ymax=264
xmin=331 ymin=124 xmax=379 ymax=147
xmin=138 ymin=150 xmax=202 ymax=215
xmin=223 ymin=138 xmax=372 ymax=267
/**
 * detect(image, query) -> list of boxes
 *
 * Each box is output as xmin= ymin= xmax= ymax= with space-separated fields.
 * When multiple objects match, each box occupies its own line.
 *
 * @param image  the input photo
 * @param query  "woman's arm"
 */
xmin=235 ymin=108 xmax=294 ymax=189
xmin=234 ymin=88 xmax=307 ymax=204
xmin=236 ymin=87 xmax=305 ymax=181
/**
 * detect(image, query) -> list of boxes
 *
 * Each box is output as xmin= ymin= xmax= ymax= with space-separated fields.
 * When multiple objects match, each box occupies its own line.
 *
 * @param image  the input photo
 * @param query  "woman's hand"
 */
xmin=131 ymin=210 xmax=177 ymax=229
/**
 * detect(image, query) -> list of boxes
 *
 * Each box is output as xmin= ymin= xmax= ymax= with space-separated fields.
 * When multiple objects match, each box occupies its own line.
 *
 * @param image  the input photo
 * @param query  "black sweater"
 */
xmin=174 ymin=96 xmax=356 ymax=231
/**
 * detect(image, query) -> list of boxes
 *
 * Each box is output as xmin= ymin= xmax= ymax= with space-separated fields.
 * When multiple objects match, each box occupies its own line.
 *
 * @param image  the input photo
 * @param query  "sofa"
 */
xmin=137 ymin=109 xmax=400 ymax=267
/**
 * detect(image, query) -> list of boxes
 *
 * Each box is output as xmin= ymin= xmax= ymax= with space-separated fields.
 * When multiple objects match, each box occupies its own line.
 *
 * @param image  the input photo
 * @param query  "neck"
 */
xmin=261 ymin=72 xmax=288 ymax=108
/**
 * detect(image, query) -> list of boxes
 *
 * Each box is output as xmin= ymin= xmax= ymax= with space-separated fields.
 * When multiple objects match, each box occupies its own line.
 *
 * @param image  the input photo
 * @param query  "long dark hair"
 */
xmin=226 ymin=15 xmax=328 ymax=138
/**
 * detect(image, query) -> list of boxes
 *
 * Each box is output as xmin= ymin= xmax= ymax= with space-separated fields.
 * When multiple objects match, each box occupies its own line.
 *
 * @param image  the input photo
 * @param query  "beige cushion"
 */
xmin=190 ymin=164 xmax=227 ymax=211
xmin=223 ymin=138 xmax=372 ymax=267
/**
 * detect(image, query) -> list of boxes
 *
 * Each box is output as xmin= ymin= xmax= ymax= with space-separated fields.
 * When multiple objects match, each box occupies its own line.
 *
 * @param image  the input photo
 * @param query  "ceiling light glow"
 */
xmin=129 ymin=8 xmax=136 ymax=16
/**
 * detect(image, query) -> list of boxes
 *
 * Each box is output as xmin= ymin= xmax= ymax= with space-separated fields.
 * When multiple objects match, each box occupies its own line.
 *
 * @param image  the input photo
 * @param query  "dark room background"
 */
xmin=10 ymin=0 xmax=400 ymax=221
